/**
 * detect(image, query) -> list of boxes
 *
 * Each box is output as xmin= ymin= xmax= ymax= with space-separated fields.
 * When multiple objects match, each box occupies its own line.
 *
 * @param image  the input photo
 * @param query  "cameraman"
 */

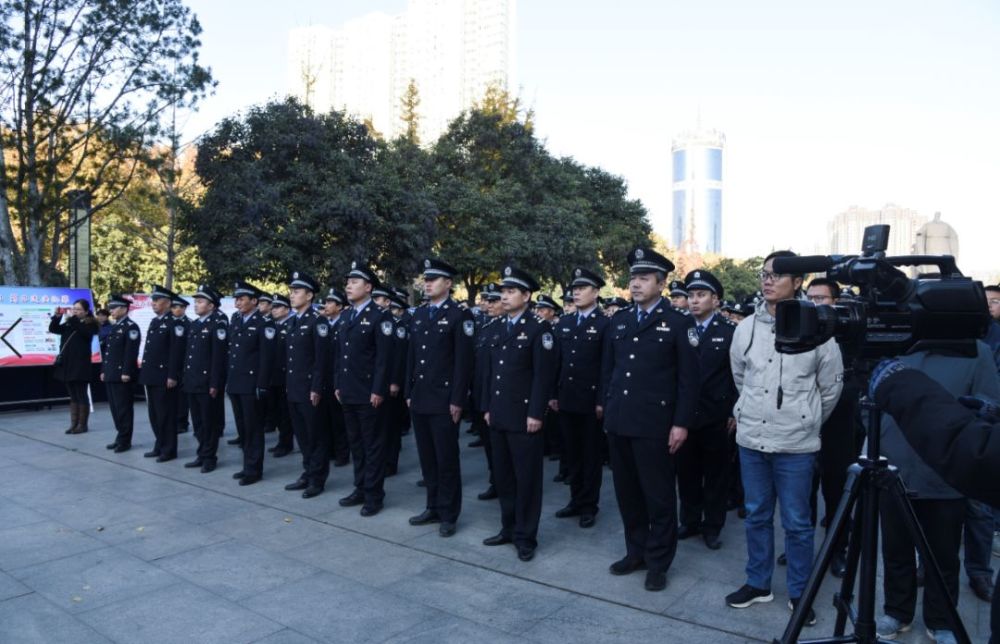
xmin=871 ymin=339 xmax=1000 ymax=643
xmin=871 ymin=362 xmax=1000 ymax=644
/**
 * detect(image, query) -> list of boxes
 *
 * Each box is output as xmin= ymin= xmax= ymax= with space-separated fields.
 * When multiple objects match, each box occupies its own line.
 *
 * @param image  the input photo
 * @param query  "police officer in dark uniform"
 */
xmin=257 ymin=292 xmax=273 ymax=320
xmin=675 ymin=269 xmax=737 ymax=550
xmin=171 ymin=295 xmax=191 ymax=434
xmin=669 ymin=279 xmax=689 ymax=311
xmin=471 ymin=283 xmax=502 ymax=500
xmin=385 ymin=287 xmax=412 ymax=475
xmin=319 ymin=288 xmax=349 ymax=466
xmin=283 ymin=272 xmax=331 ymax=498
xmin=552 ymin=267 xmax=609 ymax=528
xmin=482 ymin=266 xmax=559 ymax=561
xmin=227 ymin=281 xmax=273 ymax=486
xmin=182 ymin=285 xmax=229 ymax=473
xmin=139 ymin=285 xmax=186 ymax=462
xmin=600 ymin=248 xmax=700 ymax=591
xmin=102 ymin=294 xmax=140 ymax=452
xmin=265 ymin=293 xmax=295 ymax=458
xmin=405 ymin=258 xmax=475 ymax=537
xmin=335 ymin=261 xmax=394 ymax=516
xmin=390 ymin=286 xmax=413 ymax=442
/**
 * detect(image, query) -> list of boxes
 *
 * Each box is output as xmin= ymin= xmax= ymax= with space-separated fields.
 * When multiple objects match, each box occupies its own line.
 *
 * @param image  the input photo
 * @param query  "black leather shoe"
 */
xmin=971 ymin=575 xmax=994 ymax=602
xmin=226 ymin=437 xmax=242 ymax=446
xmin=704 ymin=533 xmax=722 ymax=550
xmin=177 ymin=426 xmax=189 ymax=434
xmin=156 ymin=454 xmax=176 ymax=463
xmin=553 ymin=472 xmax=566 ymax=483
xmin=239 ymin=475 xmax=261 ymax=486
xmin=302 ymin=485 xmax=324 ymax=499
xmin=609 ymin=557 xmax=646 ymax=576
xmin=200 ymin=462 xmax=216 ymax=473
xmin=106 ymin=442 xmax=118 ymax=450
xmin=439 ymin=522 xmax=456 ymax=537
xmin=113 ymin=444 xmax=131 ymax=453
xmin=143 ymin=450 xmax=160 ymax=458
xmin=579 ymin=514 xmax=596 ymax=529
xmin=409 ymin=510 xmax=441 ymax=526
xmin=517 ymin=546 xmax=535 ymax=562
xmin=285 ymin=479 xmax=308 ymax=491
xmin=233 ymin=471 xmax=246 ymax=480
xmin=555 ymin=505 xmax=581 ymax=519
xmin=483 ymin=533 xmax=512 ymax=547
xmin=677 ymin=525 xmax=701 ymax=540
xmin=267 ymin=446 xmax=276 ymax=453
xmin=184 ymin=459 xmax=204 ymax=469
xmin=830 ymin=552 xmax=847 ymax=578
xmin=333 ymin=457 xmax=349 ymax=467
xmin=272 ymin=447 xmax=292 ymax=458
xmin=339 ymin=491 xmax=364 ymax=507
xmin=644 ymin=570 xmax=667 ymax=591
xmin=416 ymin=479 xmax=426 ymax=487
xmin=777 ymin=552 xmax=788 ymax=566
xmin=477 ymin=486 xmax=497 ymax=500
xmin=360 ymin=504 xmax=382 ymax=517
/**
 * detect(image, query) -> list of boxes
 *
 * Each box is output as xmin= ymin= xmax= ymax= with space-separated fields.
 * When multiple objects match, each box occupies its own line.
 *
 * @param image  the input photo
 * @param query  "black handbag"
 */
xmin=53 ymin=330 xmax=77 ymax=367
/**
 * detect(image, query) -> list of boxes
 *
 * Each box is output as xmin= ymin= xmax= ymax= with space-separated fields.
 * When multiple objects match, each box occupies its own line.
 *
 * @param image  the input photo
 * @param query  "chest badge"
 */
xmin=317 ymin=324 xmax=328 ymax=338
xmin=381 ymin=321 xmax=393 ymax=336
xmin=264 ymin=327 xmax=276 ymax=340
xmin=542 ymin=332 xmax=554 ymax=350
xmin=687 ymin=327 xmax=699 ymax=347
xmin=128 ymin=329 xmax=139 ymax=340
xmin=463 ymin=320 xmax=474 ymax=336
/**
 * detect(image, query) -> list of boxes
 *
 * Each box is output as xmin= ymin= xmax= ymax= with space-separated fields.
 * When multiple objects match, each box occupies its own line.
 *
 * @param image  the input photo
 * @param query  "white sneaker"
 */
xmin=875 ymin=614 xmax=911 ymax=640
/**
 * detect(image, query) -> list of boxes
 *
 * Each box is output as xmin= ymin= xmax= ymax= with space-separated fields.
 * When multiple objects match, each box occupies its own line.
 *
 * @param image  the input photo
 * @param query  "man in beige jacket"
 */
xmin=724 ymin=251 xmax=843 ymax=627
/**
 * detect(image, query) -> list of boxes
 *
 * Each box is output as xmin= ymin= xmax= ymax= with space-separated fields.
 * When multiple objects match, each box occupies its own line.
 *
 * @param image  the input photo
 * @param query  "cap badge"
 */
xmin=635 ymin=248 xmax=644 ymax=260
xmin=504 ymin=267 xmax=511 ymax=276
xmin=424 ymin=259 xmax=431 ymax=268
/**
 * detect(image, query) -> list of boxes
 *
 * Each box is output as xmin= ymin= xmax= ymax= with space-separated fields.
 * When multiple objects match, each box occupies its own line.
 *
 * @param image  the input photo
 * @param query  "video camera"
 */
xmin=772 ymin=224 xmax=990 ymax=360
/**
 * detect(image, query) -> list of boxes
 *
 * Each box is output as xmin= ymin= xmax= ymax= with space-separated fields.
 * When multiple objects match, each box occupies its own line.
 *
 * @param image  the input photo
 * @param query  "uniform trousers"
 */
xmin=342 ymin=402 xmax=386 ymax=506
xmin=145 ymin=385 xmax=178 ymax=457
xmin=106 ymin=382 xmax=134 ymax=446
xmin=288 ymin=399 xmax=329 ymax=488
xmin=490 ymin=428 xmax=544 ymax=549
xmin=676 ymin=419 xmax=730 ymax=536
xmin=559 ymin=410 xmax=603 ymax=515
xmin=412 ymin=412 xmax=462 ymax=522
xmin=471 ymin=411 xmax=494 ymax=486
xmin=230 ymin=393 xmax=265 ymax=477
xmin=188 ymin=392 xmax=225 ymax=464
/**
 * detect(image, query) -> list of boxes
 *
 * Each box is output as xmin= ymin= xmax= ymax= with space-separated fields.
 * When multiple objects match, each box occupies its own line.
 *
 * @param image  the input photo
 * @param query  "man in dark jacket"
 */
xmin=405 ymin=258 xmax=475 ymax=537
xmin=265 ymin=293 xmax=295 ymax=457
xmin=482 ymin=266 xmax=558 ymax=562
xmin=138 ymin=285 xmax=185 ymax=461
xmin=471 ymin=284 xmax=503 ymax=500
xmin=182 ymin=285 xmax=228 ymax=473
xmin=600 ymin=248 xmax=700 ymax=592
xmin=171 ymin=296 xmax=191 ymax=434
xmin=102 ymin=294 xmax=140 ymax=451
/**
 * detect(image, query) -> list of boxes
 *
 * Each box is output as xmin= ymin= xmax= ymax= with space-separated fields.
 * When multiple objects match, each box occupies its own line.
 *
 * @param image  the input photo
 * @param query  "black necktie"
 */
xmin=506 ymin=318 xmax=514 ymax=333
xmin=638 ymin=309 xmax=648 ymax=323
xmin=429 ymin=305 xmax=438 ymax=320
xmin=577 ymin=314 xmax=585 ymax=327
xmin=697 ymin=323 xmax=705 ymax=338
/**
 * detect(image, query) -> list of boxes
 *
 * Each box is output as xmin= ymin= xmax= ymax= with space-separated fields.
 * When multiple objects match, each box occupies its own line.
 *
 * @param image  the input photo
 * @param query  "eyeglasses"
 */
xmin=989 ymin=299 xmax=1000 ymax=306
xmin=758 ymin=271 xmax=791 ymax=283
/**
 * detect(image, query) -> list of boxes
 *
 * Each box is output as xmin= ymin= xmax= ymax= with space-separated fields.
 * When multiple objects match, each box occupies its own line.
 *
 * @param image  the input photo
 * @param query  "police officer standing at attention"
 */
xmin=405 ymin=258 xmax=475 ymax=537
xmin=552 ymin=267 xmax=609 ymax=529
xmin=257 ymin=293 xmax=273 ymax=320
xmin=102 ymin=294 xmax=140 ymax=452
xmin=600 ymin=248 xmax=700 ymax=591
xmin=283 ymin=272 xmax=331 ymax=498
xmin=675 ymin=270 xmax=737 ymax=551
xmin=483 ymin=266 xmax=558 ymax=561
xmin=669 ymin=280 xmax=689 ymax=311
xmin=471 ymin=283 xmax=502 ymax=500
xmin=171 ymin=295 xmax=192 ymax=434
xmin=265 ymin=293 xmax=295 ymax=458
xmin=182 ymin=285 xmax=229 ymax=474
xmin=385 ymin=287 xmax=411 ymax=476
xmin=228 ymin=281 xmax=273 ymax=486
xmin=335 ymin=262 xmax=394 ymax=516
xmin=319 ymin=288 xmax=349 ymax=466
xmin=139 ymin=285 xmax=186 ymax=462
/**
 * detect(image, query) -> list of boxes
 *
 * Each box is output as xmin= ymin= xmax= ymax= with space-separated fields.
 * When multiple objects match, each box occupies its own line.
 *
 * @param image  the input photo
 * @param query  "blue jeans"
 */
xmin=740 ymin=446 xmax=817 ymax=598
xmin=964 ymin=499 xmax=996 ymax=581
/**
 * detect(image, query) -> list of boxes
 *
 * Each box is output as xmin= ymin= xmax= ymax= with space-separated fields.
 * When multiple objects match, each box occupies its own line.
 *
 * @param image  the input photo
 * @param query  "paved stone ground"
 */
xmin=0 ymin=403 xmax=991 ymax=643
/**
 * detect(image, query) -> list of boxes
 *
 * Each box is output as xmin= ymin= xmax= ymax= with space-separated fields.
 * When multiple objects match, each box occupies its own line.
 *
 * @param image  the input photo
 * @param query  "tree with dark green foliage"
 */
xmin=0 ymin=0 xmax=213 ymax=285
xmin=400 ymin=79 xmax=421 ymax=145
xmin=704 ymin=256 xmax=763 ymax=302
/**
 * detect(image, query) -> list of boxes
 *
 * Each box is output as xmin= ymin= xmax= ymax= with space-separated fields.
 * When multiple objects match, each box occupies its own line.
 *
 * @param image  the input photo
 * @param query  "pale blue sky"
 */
xmin=183 ymin=0 xmax=1000 ymax=278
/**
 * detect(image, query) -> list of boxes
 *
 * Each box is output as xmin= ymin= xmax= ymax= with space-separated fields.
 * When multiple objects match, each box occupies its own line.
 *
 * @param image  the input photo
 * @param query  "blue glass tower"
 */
xmin=671 ymin=128 xmax=725 ymax=254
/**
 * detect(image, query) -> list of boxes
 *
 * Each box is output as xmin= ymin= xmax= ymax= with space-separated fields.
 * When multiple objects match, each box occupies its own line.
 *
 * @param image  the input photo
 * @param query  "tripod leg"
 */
xmin=833 ymin=469 xmax=867 ymax=636
xmin=779 ymin=465 xmax=864 ymax=644
xmin=887 ymin=476 xmax=972 ymax=644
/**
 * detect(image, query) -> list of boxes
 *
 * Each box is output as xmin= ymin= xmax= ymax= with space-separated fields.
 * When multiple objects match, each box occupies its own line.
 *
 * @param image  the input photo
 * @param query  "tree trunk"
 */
xmin=164 ymin=202 xmax=177 ymax=290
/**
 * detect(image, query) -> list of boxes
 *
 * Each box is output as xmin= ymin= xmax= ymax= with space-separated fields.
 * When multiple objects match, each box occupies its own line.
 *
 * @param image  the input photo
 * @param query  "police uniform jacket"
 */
xmin=553 ymin=308 xmax=609 ymax=414
xmin=600 ymin=300 xmax=701 ymax=437
xmin=471 ymin=317 xmax=502 ymax=413
xmin=320 ymin=315 xmax=343 ymax=395
xmin=226 ymin=310 xmax=272 ymax=395
xmin=405 ymin=299 xmax=474 ymax=415
xmin=138 ymin=313 xmax=185 ymax=386
xmin=486 ymin=312 xmax=558 ymax=431
xmin=173 ymin=315 xmax=190 ymax=381
xmin=182 ymin=315 xmax=228 ymax=394
xmin=285 ymin=308 xmax=331 ymax=403
xmin=392 ymin=310 xmax=412 ymax=392
xmin=101 ymin=317 xmax=140 ymax=383
xmin=690 ymin=313 xmax=738 ymax=427
xmin=334 ymin=300 xmax=394 ymax=405
xmin=268 ymin=316 xmax=291 ymax=388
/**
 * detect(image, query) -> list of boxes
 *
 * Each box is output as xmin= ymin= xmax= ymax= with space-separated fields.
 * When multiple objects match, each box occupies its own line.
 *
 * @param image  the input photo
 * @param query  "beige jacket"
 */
xmin=730 ymin=301 xmax=843 ymax=454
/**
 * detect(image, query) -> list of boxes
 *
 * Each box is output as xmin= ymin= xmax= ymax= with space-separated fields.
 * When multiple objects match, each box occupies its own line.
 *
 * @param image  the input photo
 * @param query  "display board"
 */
xmin=0 ymin=287 xmax=99 ymax=367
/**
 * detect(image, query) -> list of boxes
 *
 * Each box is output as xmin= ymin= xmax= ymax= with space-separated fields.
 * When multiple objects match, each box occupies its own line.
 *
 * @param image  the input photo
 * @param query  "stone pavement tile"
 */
xmin=204 ymin=507 xmax=341 ymax=552
xmin=386 ymin=559 xmax=573 ymax=636
xmin=54 ymin=459 xmax=134 ymax=486
xmin=78 ymin=582 xmax=283 ymax=644
xmin=523 ymin=594 xmax=750 ymax=644
xmin=155 ymin=540 xmax=319 ymax=602
xmin=12 ymin=546 xmax=179 ymax=614
xmin=283 ymin=530 xmax=439 ymax=588
xmin=315 ymin=503 xmax=441 ymax=543
xmin=91 ymin=517 xmax=232 ymax=561
xmin=0 ymin=496 xmax=50 ymax=529
xmin=248 ymin=628 xmax=322 ymax=644
xmin=96 ymin=469 xmax=197 ymax=502
xmin=662 ymin=575 xmax=793 ymax=641
xmin=0 ymin=520 xmax=105 ymax=572
xmin=139 ymin=488 xmax=262 ymax=525
xmin=240 ymin=571 xmax=442 ymax=643
xmin=32 ymin=490 xmax=163 ymax=533
xmin=381 ymin=613 xmax=527 ymax=644
xmin=0 ymin=570 xmax=32 ymax=602
xmin=0 ymin=592 xmax=113 ymax=644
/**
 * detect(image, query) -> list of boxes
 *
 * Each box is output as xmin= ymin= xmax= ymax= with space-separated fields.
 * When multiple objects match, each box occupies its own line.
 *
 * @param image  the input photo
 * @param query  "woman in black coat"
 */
xmin=48 ymin=299 xmax=99 ymax=434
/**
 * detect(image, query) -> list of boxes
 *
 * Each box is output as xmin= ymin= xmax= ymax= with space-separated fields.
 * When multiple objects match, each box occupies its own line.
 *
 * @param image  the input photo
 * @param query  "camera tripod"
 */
xmin=776 ymin=396 xmax=972 ymax=644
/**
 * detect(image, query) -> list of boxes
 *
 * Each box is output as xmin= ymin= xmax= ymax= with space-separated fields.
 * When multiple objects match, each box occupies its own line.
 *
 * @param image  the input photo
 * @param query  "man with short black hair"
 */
xmin=669 ymin=280 xmax=689 ymax=311
xmin=102 ymin=295 xmax=140 ymax=453
xmin=265 ymin=294 xmax=295 ymax=458
xmin=171 ymin=295 xmax=191 ymax=434
xmin=182 ymin=285 xmax=228 ymax=473
xmin=139 ymin=285 xmax=186 ymax=462
xmin=471 ymin=284 xmax=503 ymax=500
